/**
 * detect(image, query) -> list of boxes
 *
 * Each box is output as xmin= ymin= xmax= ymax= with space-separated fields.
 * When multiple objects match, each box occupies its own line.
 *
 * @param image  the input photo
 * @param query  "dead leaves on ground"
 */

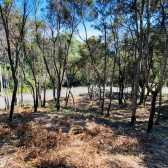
xmin=0 ymin=95 xmax=168 ymax=167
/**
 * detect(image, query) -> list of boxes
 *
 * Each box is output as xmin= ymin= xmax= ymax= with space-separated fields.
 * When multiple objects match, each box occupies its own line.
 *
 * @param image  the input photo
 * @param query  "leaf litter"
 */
xmin=0 ymin=94 xmax=168 ymax=168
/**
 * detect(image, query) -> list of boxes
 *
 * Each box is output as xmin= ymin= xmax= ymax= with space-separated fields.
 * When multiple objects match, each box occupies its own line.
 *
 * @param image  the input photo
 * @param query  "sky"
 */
xmin=37 ymin=0 xmax=101 ymax=42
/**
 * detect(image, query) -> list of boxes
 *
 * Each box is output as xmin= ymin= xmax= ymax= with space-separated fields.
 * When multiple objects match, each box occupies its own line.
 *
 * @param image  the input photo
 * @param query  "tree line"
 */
xmin=0 ymin=0 xmax=167 ymax=133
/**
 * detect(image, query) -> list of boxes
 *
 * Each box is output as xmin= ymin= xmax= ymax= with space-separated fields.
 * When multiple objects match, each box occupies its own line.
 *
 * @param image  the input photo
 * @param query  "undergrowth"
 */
xmin=0 ymin=94 xmax=168 ymax=168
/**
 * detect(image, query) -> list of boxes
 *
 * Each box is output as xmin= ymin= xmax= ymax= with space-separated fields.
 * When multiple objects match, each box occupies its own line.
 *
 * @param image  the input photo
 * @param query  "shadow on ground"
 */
xmin=0 ymin=92 xmax=168 ymax=167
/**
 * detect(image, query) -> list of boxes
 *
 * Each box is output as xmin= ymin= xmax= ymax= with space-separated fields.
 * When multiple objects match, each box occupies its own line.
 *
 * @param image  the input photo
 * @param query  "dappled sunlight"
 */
xmin=0 ymin=94 xmax=168 ymax=167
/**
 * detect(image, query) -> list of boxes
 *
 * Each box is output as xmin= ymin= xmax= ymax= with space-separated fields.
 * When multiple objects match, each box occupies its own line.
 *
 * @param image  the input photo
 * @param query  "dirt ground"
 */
xmin=0 ymin=92 xmax=168 ymax=168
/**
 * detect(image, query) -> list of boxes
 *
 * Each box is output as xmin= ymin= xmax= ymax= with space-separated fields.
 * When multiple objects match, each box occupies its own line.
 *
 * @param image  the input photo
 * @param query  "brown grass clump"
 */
xmin=2 ymin=120 xmax=142 ymax=168
xmin=0 ymin=125 xmax=11 ymax=142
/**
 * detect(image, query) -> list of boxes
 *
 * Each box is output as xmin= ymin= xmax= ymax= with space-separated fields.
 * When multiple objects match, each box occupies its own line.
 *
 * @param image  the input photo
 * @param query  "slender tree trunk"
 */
xmin=65 ymin=87 xmax=71 ymax=107
xmin=38 ymin=77 xmax=42 ymax=106
xmin=69 ymin=90 xmax=76 ymax=112
xmin=131 ymin=0 xmax=144 ymax=126
xmin=53 ymin=85 xmax=56 ymax=104
xmin=139 ymin=84 xmax=145 ymax=105
xmin=107 ymin=86 xmax=113 ymax=117
xmin=18 ymin=65 xmax=20 ymax=107
xmin=21 ymin=68 xmax=24 ymax=107
xmin=42 ymin=79 xmax=46 ymax=107
xmin=7 ymin=79 xmax=11 ymax=108
xmin=56 ymin=83 xmax=61 ymax=111
xmin=146 ymin=1 xmax=168 ymax=132
xmin=34 ymin=84 xmax=38 ymax=112
xmin=9 ymin=77 xmax=18 ymax=121
xmin=131 ymin=59 xmax=141 ymax=125
xmin=119 ymin=78 xmax=124 ymax=105
xmin=101 ymin=25 xmax=107 ymax=115
xmin=156 ymin=88 xmax=162 ymax=125
xmin=99 ymin=84 xmax=101 ymax=101
xmin=147 ymin=92 xmax=157 ymax=132
xmin=32 ymin=88 xmax=36 ymax=113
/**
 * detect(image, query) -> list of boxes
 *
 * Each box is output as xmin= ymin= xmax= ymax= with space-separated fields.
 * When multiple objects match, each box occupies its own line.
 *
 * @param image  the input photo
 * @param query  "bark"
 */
xmin=107 ymin=86 xmax=113 ymax=117
xmin=99 ymin=85 xmax=101 ymax=101
xmin=9 ymin=77 xmax=18 ymax=121
xmin=147 ymin=1 xmax=168 ymax=132
xmin=34 ymin=85 xmax=38 ymax=112
xmin=18 ymin=65 xmax=21 ymax=106
xmin=119 ymin=76 xmax=124 ymax=105
xmin=42 ymin=83 xmax=46 ymax=107
xmin=147 ymin=92 xmax=157 ymax=132
xmin=101 ymin=24 xmax=107 ymax=115
xmin=0 ymin=3 xmax=27 ymax=121
xmin=53 ymin=86 xmax=56 ymax=104
xmin=21 ymin=67 xmax=24 ymax=107
xmin=38 ymin=76 xmax=42 ymax=106
xmin=131 ymin=59 xmax=141 ymax=125
xmin=155 ymin=88 xmax=162 ymax=125
xmin=69 ymin=90 xmax=76 ymax=112
xmin=56 ymin=83 xmax=61 ymax=111
xmin=65 ymin=87 xmax=71 ymax=107
xmin=42 ymin=75 xmax=47 ymax=107
xmin=139 ymin=84 xmax=145 ymax=105
xmin=131 ymin=0 xmax=144 ymax=126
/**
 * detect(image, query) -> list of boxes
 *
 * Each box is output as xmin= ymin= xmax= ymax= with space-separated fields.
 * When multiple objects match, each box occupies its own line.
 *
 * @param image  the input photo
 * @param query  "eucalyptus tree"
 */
xmin=23 ymin=40 xmax=44 ymax=112
xmin=0 ymin=0 xmax=29 ymax=121
xmin=120 ymin=0 xmax=168 ymax=130
xmin=145 ymin=0 xmax=168 ymax=132
xmin=64 ymin=37 xmax=83 ymax=106
xmin=127 ymin=0 xmax=145 ymax=126
xmin=42 ymin=0 xmax=89 ymax=111
xmin=89 ymin=0 xmax=112 ymax=115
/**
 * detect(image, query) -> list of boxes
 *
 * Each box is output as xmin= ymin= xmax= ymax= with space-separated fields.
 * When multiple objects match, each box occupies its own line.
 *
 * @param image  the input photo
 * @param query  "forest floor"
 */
xmin=0 ymin=92 xmax=168 ymax=168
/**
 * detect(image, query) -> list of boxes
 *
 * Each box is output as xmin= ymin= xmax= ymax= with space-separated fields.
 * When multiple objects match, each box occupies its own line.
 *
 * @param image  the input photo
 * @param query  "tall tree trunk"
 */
xmin=53 ymin=85 xmax=56 ymax=104
xmin=101 ymin=24 xmax=107 ymax=115
xmin=9 ymin=77 xmax=18 ymax=121
xmin=65 ymin=87 xmax=71 ymax=107
xmin=131 ymin=0 xmax=144 ymax=126
xmin=56 ymin=83 xmax=61 ymax=111
xmin=146 ymin=1 xmax=168 ymax=132
xmin=38 ymin=76 xmax=42 ymax=106
xmin=131 ymin=57 xmax=141 ymax=125
xmin=32 ymin=88 xmax=36 ymax=113
xmin=139 ymin=84 xmax=145 ymax=105
xmin=21 ymin=68 xmax=24 ymax=107
xmin=18 ymin=65 xmax=20 ymax=107
xmin=107 ymin=86 xmax=113 ymax=117
xmin=35 ymin=86 xmax=38 ymax=112
xmin=119 ymin=78 xmax=124 ymax=105
xmin=147 ymin=92 xmax=157 ymax=132
xmin=156 ymin=88 xmax=162 ymax=125
xmin=42 ymin=79 xmax=46 ymax=107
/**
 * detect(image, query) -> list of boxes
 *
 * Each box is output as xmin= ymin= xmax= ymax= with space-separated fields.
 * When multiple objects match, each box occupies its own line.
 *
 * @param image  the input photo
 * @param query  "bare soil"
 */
xmin=0 ymin=93 xmax=168 ymax=168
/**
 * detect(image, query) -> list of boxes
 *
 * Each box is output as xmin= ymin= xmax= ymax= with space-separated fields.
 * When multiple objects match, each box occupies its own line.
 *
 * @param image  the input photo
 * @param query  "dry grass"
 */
xmin=0 ymin=93 xmax=168 ymax=168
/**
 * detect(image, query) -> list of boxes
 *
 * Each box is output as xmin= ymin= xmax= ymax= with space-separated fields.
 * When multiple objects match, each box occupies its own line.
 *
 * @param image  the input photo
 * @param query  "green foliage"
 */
xmin=2 ymin=0 xmax=13 ymax=6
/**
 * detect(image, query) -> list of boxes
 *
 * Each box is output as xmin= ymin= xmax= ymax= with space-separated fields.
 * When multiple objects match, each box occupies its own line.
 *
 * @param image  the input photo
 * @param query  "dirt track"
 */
xmin=1 ymin=86 xmax=167 ymax=109
xmin=0 ymin=87 xmax=89 ymax=109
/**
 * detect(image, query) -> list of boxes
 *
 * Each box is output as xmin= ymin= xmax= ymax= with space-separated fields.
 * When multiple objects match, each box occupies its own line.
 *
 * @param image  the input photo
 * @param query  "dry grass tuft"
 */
xmin=0 ymin=125 xmax=11 ymax=142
